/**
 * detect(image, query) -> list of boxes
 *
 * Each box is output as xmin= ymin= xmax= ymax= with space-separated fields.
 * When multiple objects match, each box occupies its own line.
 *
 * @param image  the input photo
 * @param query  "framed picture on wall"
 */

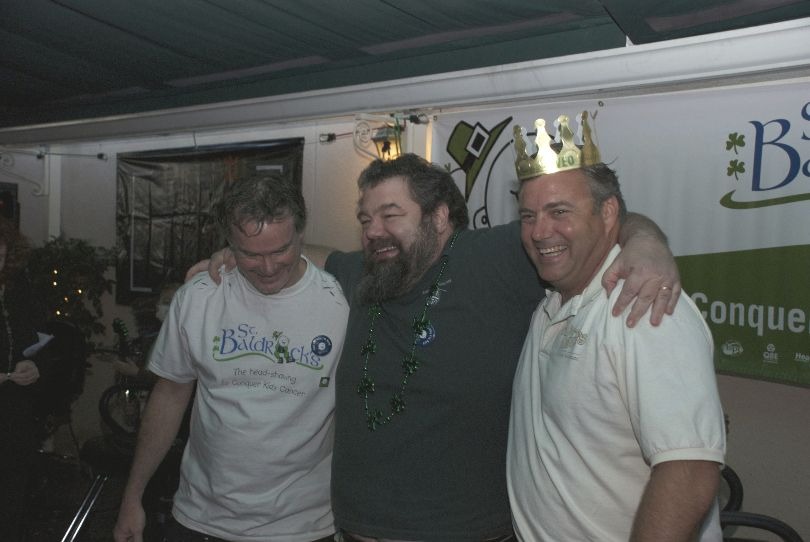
xmin=115 ymin=138 xmax=304 ymax=304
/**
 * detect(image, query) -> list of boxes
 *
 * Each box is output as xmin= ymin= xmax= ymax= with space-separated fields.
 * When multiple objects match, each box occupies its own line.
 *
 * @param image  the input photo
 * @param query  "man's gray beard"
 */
xmin=356 ymin=218 xmax=440 ymax=305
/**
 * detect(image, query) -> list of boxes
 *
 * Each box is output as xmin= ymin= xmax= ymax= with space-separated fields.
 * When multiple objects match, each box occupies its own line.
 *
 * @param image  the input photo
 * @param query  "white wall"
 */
xmin=717 ymin=375 xmax=810 ymax=540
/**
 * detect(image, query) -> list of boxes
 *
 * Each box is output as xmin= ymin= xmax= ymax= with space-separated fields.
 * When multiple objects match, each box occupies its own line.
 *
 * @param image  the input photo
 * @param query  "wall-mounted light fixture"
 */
xmin=371 ymin=124 xmax=403 ymax=161
xmin=353 ymin=113 xmax=418 ymax=161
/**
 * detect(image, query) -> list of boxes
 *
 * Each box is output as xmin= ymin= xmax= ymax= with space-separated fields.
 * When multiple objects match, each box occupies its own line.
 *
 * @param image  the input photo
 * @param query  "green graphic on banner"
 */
xmin=677 ymin=245 xmax=810 ymax=387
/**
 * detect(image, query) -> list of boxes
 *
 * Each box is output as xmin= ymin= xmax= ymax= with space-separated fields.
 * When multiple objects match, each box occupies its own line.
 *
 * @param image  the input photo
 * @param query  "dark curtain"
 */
xmin=115 ymin=138 xmax=304 ymax=303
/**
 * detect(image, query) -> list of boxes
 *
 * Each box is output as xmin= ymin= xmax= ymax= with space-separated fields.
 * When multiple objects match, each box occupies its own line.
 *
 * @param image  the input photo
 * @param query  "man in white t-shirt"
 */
xmin=114 ymin=175 xmax=348 ymax=542
xmin=507 ymin=114 xmax=725 ymax=542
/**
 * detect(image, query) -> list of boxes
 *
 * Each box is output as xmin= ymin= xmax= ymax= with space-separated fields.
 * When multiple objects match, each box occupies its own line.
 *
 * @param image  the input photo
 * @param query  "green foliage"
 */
xmin=28 ymin=237 xmax=115 ymax=342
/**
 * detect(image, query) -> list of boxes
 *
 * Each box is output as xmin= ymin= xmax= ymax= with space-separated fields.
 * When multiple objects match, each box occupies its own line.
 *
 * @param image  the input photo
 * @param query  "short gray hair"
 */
xmin=580 ymin=163 xmax=626 ymax=222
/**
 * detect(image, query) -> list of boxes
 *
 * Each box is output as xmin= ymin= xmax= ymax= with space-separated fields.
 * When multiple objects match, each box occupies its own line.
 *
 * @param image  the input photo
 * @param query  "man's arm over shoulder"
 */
xmin=604 ymin=212 xmax=681 ymax=327
xmin=631 ymin=460 xmax=721 ymax=542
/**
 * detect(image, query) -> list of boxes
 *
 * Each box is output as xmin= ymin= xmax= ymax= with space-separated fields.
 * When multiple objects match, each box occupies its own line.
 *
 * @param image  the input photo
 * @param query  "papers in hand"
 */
xmin=23 ymin=332 xmax=54 ymax=357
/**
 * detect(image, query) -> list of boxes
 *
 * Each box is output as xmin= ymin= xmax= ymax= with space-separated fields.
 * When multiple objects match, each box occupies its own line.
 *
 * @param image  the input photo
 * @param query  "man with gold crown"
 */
xmin=194 ymin=119 xmax=682 ymax=540
xmin=507 ymin=113 xmax=725 ymax=541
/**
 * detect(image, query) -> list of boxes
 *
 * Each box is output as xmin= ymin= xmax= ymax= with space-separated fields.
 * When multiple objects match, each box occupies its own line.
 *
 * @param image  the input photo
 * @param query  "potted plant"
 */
xmin=27 ymin=236 xmax=115 ymax=342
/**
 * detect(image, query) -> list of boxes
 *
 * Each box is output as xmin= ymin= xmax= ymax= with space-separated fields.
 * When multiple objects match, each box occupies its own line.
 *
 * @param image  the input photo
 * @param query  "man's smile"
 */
xmin=537 ymin=244 xmax=568 ymax=257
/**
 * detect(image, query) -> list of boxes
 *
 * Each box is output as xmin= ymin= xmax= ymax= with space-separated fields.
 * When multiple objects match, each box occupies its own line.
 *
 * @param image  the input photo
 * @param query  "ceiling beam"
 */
xmin=0 ymin=18 xmax=808 ymax=146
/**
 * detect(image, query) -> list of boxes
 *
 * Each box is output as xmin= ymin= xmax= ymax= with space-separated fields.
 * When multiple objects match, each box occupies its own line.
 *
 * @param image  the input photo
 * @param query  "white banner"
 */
xmin=431 ymin=80 xmax=810 ymax=386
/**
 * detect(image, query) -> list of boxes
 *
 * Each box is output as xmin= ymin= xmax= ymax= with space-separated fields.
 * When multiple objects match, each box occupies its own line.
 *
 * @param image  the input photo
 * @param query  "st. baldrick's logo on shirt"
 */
xmin=212 ymin=323 xmax=333 ymax=369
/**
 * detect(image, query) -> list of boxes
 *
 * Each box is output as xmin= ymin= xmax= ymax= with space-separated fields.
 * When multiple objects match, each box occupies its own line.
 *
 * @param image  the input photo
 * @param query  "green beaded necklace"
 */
xmin=357 ymin=231 xmax=459 ymax=431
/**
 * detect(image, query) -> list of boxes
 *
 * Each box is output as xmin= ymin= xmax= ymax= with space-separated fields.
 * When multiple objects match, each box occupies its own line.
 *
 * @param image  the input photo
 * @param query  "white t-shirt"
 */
xmin=507 ymin=245 xmax=725 ymax=542
xmin=149 ymin=257 xmax=349 ymax=542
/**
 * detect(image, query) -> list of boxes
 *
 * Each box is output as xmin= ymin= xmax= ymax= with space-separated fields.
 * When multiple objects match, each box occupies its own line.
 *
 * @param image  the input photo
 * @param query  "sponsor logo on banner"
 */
xmin=762 ymin=343 xmax=779 ymax=364
xmin=721 ymin=340 xmax=744 ymax=357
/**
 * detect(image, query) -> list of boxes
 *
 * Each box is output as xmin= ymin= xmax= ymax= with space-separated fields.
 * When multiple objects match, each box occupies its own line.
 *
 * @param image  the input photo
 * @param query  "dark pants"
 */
xmin=163 ymin=516 xmax=336 ymax=542
xmin=340 ymin=532 xmax=516 ymax=542
xmin=0 ymin=387 xmax=38 ymax=541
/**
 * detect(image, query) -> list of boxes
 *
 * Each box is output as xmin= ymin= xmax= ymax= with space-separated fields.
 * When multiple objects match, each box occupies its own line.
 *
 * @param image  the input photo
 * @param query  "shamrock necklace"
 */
xmin=357 ymin=231 xmax=459 ymax=431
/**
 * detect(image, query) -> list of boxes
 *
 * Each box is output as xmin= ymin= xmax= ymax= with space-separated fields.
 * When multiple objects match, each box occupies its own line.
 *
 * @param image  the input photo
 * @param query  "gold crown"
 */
xmin=513 ymin=111 xmax=601 ymax=180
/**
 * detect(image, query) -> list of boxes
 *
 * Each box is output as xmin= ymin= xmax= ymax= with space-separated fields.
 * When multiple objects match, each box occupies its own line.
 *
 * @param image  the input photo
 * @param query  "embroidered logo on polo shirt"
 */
xmin=557 ymin=326 xmax=587 ymax=360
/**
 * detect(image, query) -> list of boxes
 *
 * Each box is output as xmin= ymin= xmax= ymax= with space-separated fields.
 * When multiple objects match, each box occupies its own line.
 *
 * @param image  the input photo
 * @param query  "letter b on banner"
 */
xmin=749 ymin=106 xmax=810 ymax=190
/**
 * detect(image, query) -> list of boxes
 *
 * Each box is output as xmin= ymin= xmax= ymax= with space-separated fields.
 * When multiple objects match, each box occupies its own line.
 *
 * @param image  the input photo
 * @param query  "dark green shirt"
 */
xmin=326 ymin=221 xmax=544 ymax=541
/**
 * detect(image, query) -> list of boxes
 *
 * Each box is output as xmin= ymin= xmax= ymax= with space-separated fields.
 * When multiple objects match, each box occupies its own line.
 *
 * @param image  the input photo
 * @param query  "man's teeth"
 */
xmin=375 ymin=246 xmax=396 ymax=254
xmin=539 ymin=245 xmax=566 ymax=256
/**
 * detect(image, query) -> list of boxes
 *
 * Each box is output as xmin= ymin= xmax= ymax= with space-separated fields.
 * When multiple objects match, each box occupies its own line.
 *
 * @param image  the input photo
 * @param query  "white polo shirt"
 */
xmin=507 ymin=245 xmax=725 ymax=542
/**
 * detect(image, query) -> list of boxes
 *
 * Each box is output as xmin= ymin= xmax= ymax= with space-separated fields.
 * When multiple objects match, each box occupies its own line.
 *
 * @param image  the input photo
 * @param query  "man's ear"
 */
xmin=432 ymin=203 xmax=451 ymax=234
xmin=601 ymin=196 xmax=620 ymax=229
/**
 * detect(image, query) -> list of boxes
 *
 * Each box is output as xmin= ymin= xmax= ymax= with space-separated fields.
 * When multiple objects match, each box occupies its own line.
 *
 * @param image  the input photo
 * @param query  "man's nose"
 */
xmin=531 ymin=215 xmax=551 ymax=241
xmin=259 ymin=255 xmax=278 ymax=275
xmin=364 ymin=217 xmax=384 ymax=239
